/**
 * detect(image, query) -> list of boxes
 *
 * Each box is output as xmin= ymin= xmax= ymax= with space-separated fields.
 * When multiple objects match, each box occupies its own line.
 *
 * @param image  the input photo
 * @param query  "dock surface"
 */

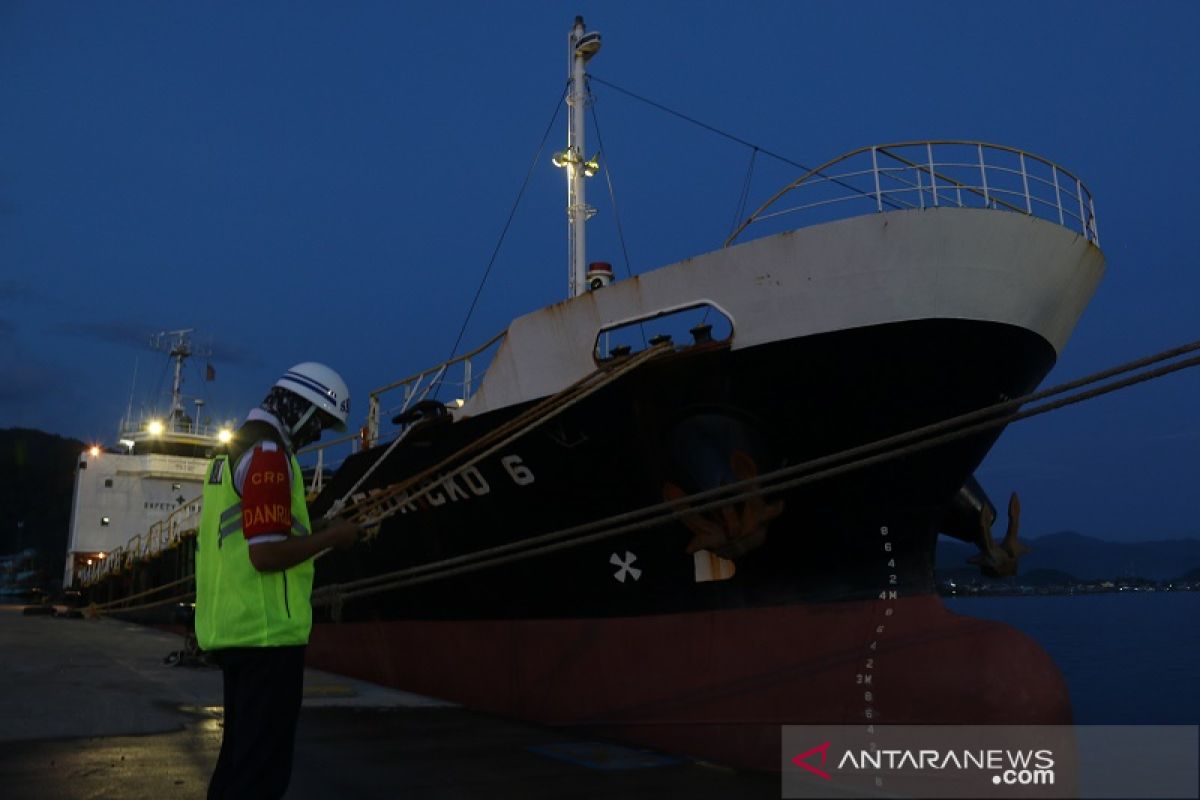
xmin=0 ymin=605 xmax=775 ymax=798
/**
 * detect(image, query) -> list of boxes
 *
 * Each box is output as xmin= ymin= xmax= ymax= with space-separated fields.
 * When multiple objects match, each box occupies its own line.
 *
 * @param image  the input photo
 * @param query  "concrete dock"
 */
xmin=0 ymin=605 xmax=775 ymax=798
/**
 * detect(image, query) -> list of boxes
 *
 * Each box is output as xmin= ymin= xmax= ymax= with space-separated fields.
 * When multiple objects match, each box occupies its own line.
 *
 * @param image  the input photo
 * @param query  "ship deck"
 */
xmin=0 ymin=604 xmax=777 ymax=799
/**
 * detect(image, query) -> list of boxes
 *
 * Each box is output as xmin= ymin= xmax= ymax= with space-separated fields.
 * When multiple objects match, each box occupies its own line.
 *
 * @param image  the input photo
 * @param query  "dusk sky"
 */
xmin=3 ymin=2 xmax=1198 ymax=543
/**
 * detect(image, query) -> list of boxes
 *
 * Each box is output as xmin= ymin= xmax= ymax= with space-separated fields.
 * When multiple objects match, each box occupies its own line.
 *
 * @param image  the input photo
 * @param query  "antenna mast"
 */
xmin=149 ymin=329 xmax=209 ymax=423
xmin=553 ymin=16 xmax=602 ymax=298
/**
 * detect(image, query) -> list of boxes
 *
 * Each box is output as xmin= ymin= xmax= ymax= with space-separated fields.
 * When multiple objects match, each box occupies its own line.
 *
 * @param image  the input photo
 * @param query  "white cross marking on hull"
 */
xmin=610 ymin=551 xmax=641 ymax=583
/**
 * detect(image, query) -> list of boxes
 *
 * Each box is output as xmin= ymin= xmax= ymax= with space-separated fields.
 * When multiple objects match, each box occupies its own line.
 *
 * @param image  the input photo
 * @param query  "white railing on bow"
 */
xmin=727 ymin=140 xmax=1098 ymax=248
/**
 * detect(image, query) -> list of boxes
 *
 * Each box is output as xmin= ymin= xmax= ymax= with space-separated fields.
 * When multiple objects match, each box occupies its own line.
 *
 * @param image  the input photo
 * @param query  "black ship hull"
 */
xmin=298 ymin=317 xmax=1074 ymax=768
xmin=310 ymin=317 xmax=1055 ymax=620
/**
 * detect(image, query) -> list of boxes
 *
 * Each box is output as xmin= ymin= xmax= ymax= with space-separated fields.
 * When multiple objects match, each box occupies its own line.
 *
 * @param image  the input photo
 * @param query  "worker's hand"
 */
xmin=316 ymin=518 xmax=361 ymax=551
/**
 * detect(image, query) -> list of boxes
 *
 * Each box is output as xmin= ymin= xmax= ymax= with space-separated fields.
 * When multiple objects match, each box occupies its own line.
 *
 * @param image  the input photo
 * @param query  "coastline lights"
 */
xmin=218 ymin=428 xmax=233 ymax=444
xmin=147 ymin=419 xmax=164 ymax=435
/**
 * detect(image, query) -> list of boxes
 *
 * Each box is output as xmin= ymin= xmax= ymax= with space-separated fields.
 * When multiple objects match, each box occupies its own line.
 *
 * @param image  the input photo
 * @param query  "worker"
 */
xmin=196 ymin=362 xmax=361 ymax=799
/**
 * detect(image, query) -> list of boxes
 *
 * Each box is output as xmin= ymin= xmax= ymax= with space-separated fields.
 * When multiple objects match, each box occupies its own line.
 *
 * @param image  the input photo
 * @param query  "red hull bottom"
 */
xmin=306 ymin=596 xmax=1070 ymax=771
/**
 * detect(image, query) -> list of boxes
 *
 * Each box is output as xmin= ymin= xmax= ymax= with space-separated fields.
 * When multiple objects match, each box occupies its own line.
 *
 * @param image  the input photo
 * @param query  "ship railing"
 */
xmin=119 ymin=413 xmax=233 ymax=441
xmin=78 ymin=497 xmax=204 ymax=587
xmin=726 ymin=140 xmax=1098 ymax=248
xmin=297 ymin=330 xmax=506 ymax=496
xmin=123 ymin=537 xmax=140 ymax=570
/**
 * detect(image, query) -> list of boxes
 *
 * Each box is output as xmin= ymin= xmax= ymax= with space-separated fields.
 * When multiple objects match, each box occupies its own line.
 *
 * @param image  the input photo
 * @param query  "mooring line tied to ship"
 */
xmin=311 ymin=337 xmax=1200 ymax=613
xmin=84 ymin=338 xmax=1200 ymax=617
xmin=85 ymin=574 xmax=196 ymax=616
xmin=323 ymin=340 xmax=676 ymax=532
xmin=87 ymin=343 xmax=673 ymax=618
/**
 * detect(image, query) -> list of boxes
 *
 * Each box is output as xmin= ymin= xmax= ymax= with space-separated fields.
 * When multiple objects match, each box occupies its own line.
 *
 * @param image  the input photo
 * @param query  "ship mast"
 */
xmin=554 ymin=16 xmax=602 ymax=298
xmin=149 ymin=328 xmax=198 ymax=425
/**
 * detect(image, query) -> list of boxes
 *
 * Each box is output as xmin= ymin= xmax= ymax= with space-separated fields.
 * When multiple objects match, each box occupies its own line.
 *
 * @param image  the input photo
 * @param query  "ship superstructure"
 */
xmin=64 ymin=330 xmax=230 ymax=587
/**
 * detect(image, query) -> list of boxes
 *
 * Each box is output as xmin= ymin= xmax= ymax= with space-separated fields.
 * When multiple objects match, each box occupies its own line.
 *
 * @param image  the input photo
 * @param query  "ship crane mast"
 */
xmin=553 ymin=16 xmax=602 ymax=298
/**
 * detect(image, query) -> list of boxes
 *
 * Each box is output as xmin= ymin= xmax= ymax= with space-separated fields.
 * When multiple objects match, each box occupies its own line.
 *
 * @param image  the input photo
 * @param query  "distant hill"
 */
xmin=1176 ymin=565 xmax=1200 ymax=583
xmin=937 ymin=531 xmax=1200 ymax=582
xmin=0 ymin=428 xmax=85 ymax=584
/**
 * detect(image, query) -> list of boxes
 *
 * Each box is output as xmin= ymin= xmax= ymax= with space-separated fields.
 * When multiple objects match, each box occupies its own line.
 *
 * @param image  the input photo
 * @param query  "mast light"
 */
xmin=551 ymin=149 xmax=599 ymax=177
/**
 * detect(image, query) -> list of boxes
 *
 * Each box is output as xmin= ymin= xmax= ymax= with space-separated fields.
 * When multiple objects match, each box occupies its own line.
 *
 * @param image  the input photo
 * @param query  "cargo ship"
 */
xmin=64 ymin=330 xmax=229 ymax=595
xmin=74 ymin=17 xmax=1104 ymax=770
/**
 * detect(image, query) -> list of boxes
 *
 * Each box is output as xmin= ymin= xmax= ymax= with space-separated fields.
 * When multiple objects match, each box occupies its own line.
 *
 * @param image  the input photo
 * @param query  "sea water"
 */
xmin=944 ymin=592 xmax=1200 ymax=724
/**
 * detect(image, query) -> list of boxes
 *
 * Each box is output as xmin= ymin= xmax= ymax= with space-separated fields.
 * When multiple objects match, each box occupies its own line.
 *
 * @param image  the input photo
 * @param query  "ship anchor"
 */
xmin=969 ymin=491 xmax=1030 ymax=578
xmin=663 ymin=451 xmax=784 ymax=560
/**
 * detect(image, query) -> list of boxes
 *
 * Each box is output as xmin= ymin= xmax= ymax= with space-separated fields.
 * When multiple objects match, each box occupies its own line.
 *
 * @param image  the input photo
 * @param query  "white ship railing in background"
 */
xmin=118 ymin=413 xmax=233 ymax=443
xmin=77 ymin=496 xmax=202 ymax=587
xmin=726 ymin=140 xmax=1099 ymax=248
xmin=294 ymin=331 xmax=505 ymax=496
xmin=366 ymin=330 xmax=507 ymax=445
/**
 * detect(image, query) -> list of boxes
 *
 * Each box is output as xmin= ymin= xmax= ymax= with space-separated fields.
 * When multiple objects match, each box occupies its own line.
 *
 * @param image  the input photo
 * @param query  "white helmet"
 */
xmin=274 ymin=362 xmax=350 ymax=431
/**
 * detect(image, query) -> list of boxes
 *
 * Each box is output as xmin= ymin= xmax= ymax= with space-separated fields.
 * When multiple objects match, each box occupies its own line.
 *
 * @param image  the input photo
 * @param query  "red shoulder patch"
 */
xmin=241 ymin=447 xmax=292 ymax=537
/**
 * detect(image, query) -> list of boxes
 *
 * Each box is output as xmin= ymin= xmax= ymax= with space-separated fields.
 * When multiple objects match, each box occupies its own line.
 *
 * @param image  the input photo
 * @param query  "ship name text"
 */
xmin=350 ymin=453 xmax=535 ymax=516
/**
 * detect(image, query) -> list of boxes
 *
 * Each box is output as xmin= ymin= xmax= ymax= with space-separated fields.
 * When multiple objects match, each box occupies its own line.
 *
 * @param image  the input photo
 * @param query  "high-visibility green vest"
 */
xmin=195 ymin=449 xmax=315 ymax=649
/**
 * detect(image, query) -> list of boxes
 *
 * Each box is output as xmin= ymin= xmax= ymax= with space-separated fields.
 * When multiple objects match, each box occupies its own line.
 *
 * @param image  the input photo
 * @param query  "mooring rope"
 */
xmin=89 ymin=338 xmax=1200 ymax=617
xmin=87 ymin=574 xmax=195 ymax=611
xmin=81 ymin=343 xmax=670 ymax=603
xmin=311 ymin=339 xmax=1200 ymax=608
xmin=325 ymin=342 xmax=672 ymax=528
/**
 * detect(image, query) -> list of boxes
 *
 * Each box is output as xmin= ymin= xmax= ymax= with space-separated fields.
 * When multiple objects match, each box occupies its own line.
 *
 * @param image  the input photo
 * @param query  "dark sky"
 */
xmin=2 ymin=2 xmax=1198 ymax=542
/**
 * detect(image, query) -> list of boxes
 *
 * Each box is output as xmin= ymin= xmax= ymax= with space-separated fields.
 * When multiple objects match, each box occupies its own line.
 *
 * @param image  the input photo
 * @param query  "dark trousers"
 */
xmin=208 ymin=645 xmax=306 ymax=800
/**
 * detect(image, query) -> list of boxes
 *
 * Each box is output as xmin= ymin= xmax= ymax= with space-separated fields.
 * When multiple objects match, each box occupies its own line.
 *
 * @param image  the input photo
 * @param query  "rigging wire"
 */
xmin=588 ymin=83 xmax=648 ymax=349
xmin=729 ymin=147 xmax=759 ymax=238
xmin=588 ymin=75 xmax=903 ymax=217
xmin=589 ymin=75 xmax=809 ymax=170
xmin=441 ymin=82 xmax=570 ymax=372
xmin=588 ymin=84 xmax=635 ymax=282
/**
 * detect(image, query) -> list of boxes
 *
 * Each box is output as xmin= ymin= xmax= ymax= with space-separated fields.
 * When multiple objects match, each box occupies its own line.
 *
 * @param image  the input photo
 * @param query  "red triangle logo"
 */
xmin=791 ymin=741 xmax=832 ymax=780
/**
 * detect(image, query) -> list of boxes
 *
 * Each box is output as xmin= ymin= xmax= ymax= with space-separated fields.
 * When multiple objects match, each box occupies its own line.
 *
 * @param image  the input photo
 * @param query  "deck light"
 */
xmin=89 ymin=446 xmax=100 ymax=457
xmin=218 ymin=428 xmax=233 ymax=444
xmin=148 ymin=420 xmax=164 ymax=435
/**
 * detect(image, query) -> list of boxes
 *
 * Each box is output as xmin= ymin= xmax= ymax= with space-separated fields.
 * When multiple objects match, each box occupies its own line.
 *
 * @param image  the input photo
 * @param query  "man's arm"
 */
xmin=247 ymin=518 xmax=360 ymax=572
xmin=236 ymin=441 xmax=360 ymax=572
